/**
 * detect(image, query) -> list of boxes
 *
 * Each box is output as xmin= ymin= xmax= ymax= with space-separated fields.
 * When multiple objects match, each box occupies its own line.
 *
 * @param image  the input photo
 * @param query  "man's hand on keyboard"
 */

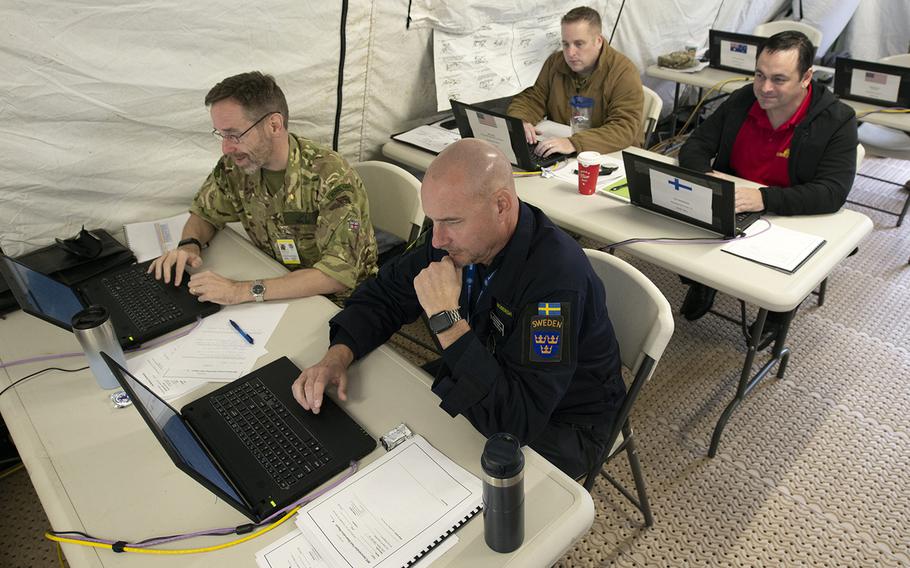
xmin=292 ymin=345 xmax=354 ymax=415
xmin=148 ymin=247 xmax=202 ymax=286
xmin=534 ymin=136 xmax=575 ymax=157
xmin=734 ymin=186 xmax=764 ymax=213
xmin=186 ymin=270 xmax=246 ymax=305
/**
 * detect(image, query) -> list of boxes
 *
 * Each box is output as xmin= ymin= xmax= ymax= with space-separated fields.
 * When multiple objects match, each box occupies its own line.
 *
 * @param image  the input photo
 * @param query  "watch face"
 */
xmin=251 ymin=283 xmax=265 ymax=295
xmin=429 ymin=310 xmax=459 ymax=334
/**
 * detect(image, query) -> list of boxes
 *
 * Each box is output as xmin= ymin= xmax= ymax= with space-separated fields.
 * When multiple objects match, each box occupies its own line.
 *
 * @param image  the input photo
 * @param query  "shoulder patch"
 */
xmin=529 ymin=302 xmax=564 ymax=363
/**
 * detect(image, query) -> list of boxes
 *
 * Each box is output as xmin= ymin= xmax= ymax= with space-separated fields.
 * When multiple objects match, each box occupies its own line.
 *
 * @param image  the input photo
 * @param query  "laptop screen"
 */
xmin=708 ymin=30 xmax=765 ymax=74
xmin=450 ymin=100 xmax=521 ymax=166
xmin=622 ymin=151 xmax=741 ymax=237
xmin=834 ymin=57 xmax=910 ymax=108
xmin=0 ymin=256 xmax=84 ymax=330
xmin=104 ymin=354 xmax=246 ymax=509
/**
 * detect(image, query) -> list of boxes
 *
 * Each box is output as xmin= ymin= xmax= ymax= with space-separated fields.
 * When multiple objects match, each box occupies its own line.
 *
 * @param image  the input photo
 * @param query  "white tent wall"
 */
xmin=839 ymin=0 xmax=910 ymax=61
xmin=0 ymin=0 xmax=371 ymax=256
xmin=0 ymin=0 xmax=900 ymax=256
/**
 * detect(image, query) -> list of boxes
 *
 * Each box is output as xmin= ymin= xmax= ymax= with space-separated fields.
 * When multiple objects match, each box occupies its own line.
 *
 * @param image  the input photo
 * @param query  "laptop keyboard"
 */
xmin=101 ymin=269 xmax=184 ymax=333
xmin=211 ymin=379 xmax=332 ymax=490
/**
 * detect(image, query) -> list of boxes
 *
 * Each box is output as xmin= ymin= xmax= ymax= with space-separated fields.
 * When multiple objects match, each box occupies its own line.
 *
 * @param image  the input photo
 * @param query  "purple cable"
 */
xmin=81 ymin=461 xmax=360 ymax=549
xmin=0 ymin=318 xmax=203 ymax=371
xmin=607 ymin=219 xmax=772 ymax=249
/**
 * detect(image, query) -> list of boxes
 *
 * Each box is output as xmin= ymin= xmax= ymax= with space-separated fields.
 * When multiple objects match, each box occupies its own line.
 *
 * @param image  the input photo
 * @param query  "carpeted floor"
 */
xmin=1 ymin=156 xmax=908 ymax=567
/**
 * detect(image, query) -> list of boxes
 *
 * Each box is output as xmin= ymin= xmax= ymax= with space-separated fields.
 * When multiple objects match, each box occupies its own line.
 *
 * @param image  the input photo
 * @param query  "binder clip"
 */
xmin=380 ymin=423 xmax=414 ymax=451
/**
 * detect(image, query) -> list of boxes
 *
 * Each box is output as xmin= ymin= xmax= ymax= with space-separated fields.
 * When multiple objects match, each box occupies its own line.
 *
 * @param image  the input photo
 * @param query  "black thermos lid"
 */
xmin=481 ymin=433 xmax=524 ymax=479
xmin=71 ymin=305 xmax=110 ymax=330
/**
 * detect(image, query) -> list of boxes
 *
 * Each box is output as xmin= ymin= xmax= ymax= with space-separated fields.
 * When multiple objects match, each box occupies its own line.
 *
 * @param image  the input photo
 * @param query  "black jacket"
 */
xmin=330 ymin=202 xmax=625 ymax=452
xmin=678 ymin=82 xmax=858 ymax=215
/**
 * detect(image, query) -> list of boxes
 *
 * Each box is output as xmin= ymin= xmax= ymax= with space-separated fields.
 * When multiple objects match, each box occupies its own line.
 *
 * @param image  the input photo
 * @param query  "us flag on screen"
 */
xmin=477 ymin=112 xmax=496 ymax=127
xmin=865 ymin=71 xmax=888 ymax=85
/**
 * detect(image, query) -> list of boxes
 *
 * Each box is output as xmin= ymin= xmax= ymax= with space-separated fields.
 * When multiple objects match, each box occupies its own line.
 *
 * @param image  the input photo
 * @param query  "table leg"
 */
xmin=708 ymin=308 xmax=792 ymax=457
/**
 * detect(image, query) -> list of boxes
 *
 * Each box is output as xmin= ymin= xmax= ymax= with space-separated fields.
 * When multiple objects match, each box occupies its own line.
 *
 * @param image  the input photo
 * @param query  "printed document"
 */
xmin=162 ymin=303 xmax=286 ymax=381
xmin=649 ymin=169 xmax=713 ymax=224
xmin=721 ymin=221 xmax=825 ymax=273
xmin=294 ymin=435 xmax=481 ymax=568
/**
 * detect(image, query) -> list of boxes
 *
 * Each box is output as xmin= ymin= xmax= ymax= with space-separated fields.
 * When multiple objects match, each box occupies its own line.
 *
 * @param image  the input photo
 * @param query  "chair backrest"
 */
xmin=641 ymin=86 xmax=663 ymax=148
xmin=584 ymin=249 xmax=674 ymax=382
xmin=353 ymin=161 xmax=425 ymax=243
xmin=881 ymin=53 xmax=910 ymax=67
xmin=753 ymin=20 xmax=823 ymax=48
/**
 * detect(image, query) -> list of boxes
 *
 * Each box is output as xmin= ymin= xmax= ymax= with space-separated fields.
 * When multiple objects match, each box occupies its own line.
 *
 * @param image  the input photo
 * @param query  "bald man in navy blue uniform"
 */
xmin=292 ymin=138 xmax=625 ymax=478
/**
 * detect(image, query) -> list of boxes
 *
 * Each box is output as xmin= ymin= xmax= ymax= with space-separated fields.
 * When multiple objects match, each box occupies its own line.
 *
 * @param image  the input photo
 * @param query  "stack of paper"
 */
xmin=549 ymin=156 xmax=625 ymax=190
xmin=256 ymin=435 xmax=483 ymax=568
xmin=721 ymin=221 xmax=826 ymax=273
xmin=127 ymin=303 xmax=288 ymax=400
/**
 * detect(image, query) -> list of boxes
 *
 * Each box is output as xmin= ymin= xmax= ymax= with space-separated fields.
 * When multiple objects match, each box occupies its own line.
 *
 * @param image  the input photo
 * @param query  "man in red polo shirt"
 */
xmin=676 ymin=30 xmax=858 ymax=345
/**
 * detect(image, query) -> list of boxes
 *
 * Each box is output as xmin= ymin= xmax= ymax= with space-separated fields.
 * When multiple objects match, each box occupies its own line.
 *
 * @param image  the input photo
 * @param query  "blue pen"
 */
xmin=229 ymin=319 xmax=254 ymax=345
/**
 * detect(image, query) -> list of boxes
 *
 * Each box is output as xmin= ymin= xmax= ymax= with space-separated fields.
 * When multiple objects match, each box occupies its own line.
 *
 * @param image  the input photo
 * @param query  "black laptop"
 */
xmin=0 ymin=255 xmax=219 ymax=349
xmin=833 ymin=57 xmax=910 ymax=108
xmin=450 ymin=99 xmax=569 ymax=171
xmin=103 ymin=353 xmax=376 ymax=522
xmin=708 ymin=30 xmax=766 ymax=75
xmin=622 ymin=151 xmax=760 ymax=238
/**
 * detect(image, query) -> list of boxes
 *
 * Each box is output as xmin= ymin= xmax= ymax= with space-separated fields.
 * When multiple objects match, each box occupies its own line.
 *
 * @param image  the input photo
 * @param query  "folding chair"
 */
xmin=581 ymin=250 xmax=674 ymax=527
xmin=753 ymin=20 xmax=823 ymax=47
xmin=641 ymin=86 xmax=663 ymax=148
xmin=852 ymin=54 xmax=910 ymax=226
xmin=353 ymin=161 xmax=425 ymax=265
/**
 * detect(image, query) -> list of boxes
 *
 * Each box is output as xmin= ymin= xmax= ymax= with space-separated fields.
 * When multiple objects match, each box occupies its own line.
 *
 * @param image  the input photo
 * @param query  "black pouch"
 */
xmin=0 ymin=228 xmax=136 ymax=316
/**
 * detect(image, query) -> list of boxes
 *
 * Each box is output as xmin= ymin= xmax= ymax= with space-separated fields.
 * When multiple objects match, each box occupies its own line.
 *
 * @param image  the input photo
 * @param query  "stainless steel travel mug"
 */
xmin=482 ymin=432 xmax=525 ymax=553
xmin=72 ymin=305 xmax=125 ymax=390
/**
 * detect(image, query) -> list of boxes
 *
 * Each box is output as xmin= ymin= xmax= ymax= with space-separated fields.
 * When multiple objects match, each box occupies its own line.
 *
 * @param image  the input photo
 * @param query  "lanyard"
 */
xmin=464 ymin=264 xmax=496 ymax=322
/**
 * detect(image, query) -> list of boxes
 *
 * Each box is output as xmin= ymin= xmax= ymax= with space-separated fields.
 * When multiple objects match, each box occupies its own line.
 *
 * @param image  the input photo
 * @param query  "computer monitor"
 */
xmin=833 ymin=57 xmax=910 ymax=108
xmin=708 ymin=30 xmax=766 ymax=75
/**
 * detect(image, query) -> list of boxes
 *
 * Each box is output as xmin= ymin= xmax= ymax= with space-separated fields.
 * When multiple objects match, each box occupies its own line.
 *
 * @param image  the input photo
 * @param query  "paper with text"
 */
xmin=162 ymin=303 xmax=287 ymax=382
xmin=433 ymin=13 xmax=562 ymax=111
xmin=295 ymin=435 xmax=481 ymax=568
xmin=255 ymin=529 xmax=458 ymax=568
xmin=851 ymin=68 xmax=901 ymax=103
xmin=649 ymin=170 xmax=714 ymax=224
xmin=392 ymin=124 xmax=461 ymax=154
xmin=721 ymin=221 xmax=825 ymax=273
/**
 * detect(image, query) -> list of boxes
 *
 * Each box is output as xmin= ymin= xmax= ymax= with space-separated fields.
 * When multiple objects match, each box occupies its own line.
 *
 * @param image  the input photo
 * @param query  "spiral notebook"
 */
xmin=257 ymin=435 xmax=482 ymax=568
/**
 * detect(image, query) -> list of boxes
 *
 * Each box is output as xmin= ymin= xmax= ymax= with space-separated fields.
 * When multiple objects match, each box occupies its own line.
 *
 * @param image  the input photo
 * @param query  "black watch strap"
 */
xmin=177 ymin=237 xmax=204 ymax=251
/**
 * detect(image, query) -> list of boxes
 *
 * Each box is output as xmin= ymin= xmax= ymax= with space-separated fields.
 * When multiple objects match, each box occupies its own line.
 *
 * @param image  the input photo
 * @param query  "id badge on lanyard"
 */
xmin=275 ymin=238 xmax=301 ymax=265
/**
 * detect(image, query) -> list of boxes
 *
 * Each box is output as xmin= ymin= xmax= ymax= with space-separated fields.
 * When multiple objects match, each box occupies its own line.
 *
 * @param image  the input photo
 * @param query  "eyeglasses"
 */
xmin=211 ymin=112 xmax=278 ymax=144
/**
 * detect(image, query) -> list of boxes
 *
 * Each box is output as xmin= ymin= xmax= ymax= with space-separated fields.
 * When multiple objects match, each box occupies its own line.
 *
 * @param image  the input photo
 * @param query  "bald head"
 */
xmin=425 ymin=138 xmax=516 ymax=200
xmin=420 ymin=139 xmax=520 ymax=267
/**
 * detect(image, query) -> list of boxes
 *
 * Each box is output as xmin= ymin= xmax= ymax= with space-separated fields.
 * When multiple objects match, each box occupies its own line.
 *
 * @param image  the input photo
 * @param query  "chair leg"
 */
xmin=622 ymin=426 xmax=654 ymax=527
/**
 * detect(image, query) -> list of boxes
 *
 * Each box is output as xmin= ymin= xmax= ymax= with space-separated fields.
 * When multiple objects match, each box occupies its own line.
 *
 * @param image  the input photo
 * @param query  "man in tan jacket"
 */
xmin=507 ymin=6 xmax=643 ymax=157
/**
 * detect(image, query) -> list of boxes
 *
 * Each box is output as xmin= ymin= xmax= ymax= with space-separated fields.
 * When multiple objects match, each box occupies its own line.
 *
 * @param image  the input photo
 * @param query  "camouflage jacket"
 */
xmin=190 ymin=134 xmax=378 ymax=294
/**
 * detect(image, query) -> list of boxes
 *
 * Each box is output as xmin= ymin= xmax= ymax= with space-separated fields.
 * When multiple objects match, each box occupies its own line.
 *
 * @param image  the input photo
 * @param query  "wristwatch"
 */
xmin=177 ymin=237 xmax=204 ymax=251
xmin=250 ymin=280 xmax=265 ymax=303
xmin=428 ymin=310 xmax=462 ymax=334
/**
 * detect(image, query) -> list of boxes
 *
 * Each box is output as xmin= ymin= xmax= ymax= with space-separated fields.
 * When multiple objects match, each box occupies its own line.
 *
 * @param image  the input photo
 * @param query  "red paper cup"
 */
xmin=577 ymin=151 xmax=601 ymax=195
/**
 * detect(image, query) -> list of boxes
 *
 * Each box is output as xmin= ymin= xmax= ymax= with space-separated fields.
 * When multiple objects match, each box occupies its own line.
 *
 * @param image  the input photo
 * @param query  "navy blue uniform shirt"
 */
xmin=329 ymin=202 xmax=625 ymax=457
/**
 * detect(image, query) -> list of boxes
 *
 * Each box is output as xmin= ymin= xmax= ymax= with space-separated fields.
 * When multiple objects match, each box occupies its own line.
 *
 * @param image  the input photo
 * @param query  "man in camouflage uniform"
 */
xmin=149 ymin=71 xmax=378 ymax=304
